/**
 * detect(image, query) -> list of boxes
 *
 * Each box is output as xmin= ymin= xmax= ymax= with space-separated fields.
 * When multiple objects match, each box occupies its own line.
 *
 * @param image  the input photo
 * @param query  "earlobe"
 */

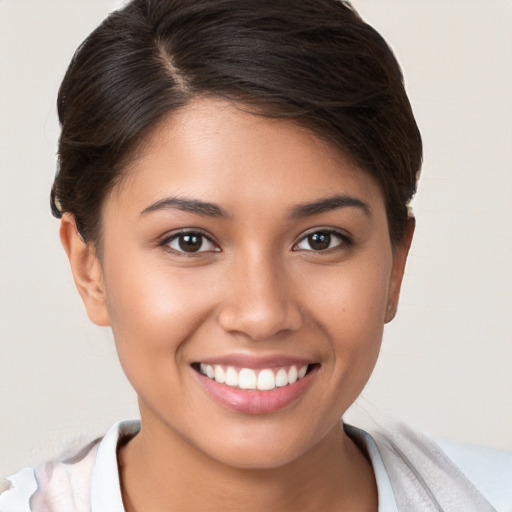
xmin=385 ymin=216 xmax=415 ymax=324
xmin=60 ymin=214 xmax=110 ymax=326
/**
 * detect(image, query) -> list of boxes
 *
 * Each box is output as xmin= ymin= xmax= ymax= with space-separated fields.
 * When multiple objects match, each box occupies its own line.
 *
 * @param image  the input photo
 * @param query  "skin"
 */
xmin=61 ymin=98 xmax=413 ymax=512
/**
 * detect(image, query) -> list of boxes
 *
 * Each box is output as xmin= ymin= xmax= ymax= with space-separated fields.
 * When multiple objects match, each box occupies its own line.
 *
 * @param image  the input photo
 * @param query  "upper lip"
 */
xmin=192 ymin=354 xmax=317 ymax=369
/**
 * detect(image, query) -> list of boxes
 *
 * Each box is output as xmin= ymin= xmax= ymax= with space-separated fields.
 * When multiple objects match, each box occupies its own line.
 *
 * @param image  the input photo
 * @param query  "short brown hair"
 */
xmin=51 ymin=0 xmax=422 ymax=244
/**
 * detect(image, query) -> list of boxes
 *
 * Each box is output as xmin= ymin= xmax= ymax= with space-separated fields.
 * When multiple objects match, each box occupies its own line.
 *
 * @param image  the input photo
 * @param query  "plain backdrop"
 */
xmin=1 ymin=0 xmax=511 ymax=476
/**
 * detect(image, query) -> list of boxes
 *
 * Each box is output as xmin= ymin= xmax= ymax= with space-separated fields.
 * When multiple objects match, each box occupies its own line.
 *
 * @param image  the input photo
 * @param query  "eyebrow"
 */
xmin=289 ymin=194 xmax=371 ymax=219
xmin=140 ymin=197 xmax=231 ymax=219
xmin=140 ymin=193 xmax=371 ymax=220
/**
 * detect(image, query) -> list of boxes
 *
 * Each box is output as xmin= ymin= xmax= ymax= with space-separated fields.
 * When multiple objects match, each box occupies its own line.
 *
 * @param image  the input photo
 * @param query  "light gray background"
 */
xmin=1 ymin=0 xmax=511 ymax=476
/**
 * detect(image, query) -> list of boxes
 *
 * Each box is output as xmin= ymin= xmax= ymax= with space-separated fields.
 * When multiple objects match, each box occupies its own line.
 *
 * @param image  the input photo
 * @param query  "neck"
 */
xmin=118 ymin=418 xmax=377 ymax=512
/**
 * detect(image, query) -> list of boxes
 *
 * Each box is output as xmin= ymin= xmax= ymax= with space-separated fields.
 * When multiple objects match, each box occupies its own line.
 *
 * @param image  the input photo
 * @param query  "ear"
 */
xmin=385 ymin=216 xmax=415 ymax=323
xmin=60 ymin=213 xmax=110 ymax=326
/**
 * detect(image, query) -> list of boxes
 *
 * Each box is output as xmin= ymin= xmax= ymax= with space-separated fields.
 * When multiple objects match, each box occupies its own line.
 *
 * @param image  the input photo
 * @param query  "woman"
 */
xmin=1 ymin=1 xmax=510 ymax=511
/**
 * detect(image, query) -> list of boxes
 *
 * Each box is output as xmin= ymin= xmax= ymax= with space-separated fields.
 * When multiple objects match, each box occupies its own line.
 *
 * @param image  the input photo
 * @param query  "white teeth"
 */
xmin=225 ymin=366 xmax=238 ymax=387
xmin=275 ymin=368 xmax=288 ymax=387
xmin=288 ymin=366 xmax=298 ymax=384
xmin=199 ymin=363 xmax=310 ymax=390
xmin=214 ymin=365 xmax=225 ymax=384
xmin=238 ymin=368 xmax=257 ymax=389
xmin=257 ymin=369 xmax=276 ymax=391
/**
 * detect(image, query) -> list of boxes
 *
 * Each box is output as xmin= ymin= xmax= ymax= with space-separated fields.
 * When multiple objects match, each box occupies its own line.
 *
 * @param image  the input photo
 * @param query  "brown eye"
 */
xmin=308 ymin=232 xmax=331 ymax=250
xmin=294 ymin=230 xmax=347 ymax=251
xmin=179 ymin=234 xmax=203 ymax=252
xmin=166 ymin=232 xmax=218 ymax=253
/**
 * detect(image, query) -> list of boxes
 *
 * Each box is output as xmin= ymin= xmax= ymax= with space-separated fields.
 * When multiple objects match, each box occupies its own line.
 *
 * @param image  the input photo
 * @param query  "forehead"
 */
xmin=110 ymin=98 xmax=385 ymax=216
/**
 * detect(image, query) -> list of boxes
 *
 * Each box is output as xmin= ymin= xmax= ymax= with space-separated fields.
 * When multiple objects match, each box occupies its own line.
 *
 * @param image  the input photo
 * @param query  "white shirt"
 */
xmin=1 ymin=419 xmax=511 ymax=512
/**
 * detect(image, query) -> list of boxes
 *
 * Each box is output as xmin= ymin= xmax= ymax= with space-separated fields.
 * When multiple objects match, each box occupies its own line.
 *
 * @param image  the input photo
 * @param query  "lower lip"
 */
xmin=195 ymin=367 xmax=318 ymax=415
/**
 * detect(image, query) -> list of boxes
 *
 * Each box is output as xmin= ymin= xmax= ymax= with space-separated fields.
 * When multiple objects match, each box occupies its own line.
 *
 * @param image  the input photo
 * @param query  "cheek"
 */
xmin=102 ymin=253 xmax=219 ymax=361
xmin=305 ymin=253 xmax=391 ymax=378
xmin=308 ymin=253 xmax=391 ymax=332
xmin=102 ymin=260 xmax=224 ymax=418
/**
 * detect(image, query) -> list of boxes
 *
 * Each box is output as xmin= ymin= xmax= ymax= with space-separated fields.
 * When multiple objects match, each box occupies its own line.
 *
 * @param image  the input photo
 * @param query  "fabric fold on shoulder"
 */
xmin=370 ymin=422 xmax=498 ymax=512
xmin=28 ymin=439 xmax=100 ymax=512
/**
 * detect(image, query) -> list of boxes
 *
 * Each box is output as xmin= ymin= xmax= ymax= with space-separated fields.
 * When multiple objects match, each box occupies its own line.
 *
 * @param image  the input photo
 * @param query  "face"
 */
xmin=67 ymin=99 xmax=410 ymax=469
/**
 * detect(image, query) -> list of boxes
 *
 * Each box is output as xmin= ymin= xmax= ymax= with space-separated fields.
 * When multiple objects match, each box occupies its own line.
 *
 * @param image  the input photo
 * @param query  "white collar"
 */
xmin=345 ymin=424 xmax=399 ymax=511
xmin=90 ymin=420 xmax=140 ymax=512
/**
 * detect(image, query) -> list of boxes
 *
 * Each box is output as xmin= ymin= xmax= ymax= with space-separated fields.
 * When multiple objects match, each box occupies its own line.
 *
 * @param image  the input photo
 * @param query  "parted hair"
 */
xmin=51 ymin=0 xmax=422 ymax=244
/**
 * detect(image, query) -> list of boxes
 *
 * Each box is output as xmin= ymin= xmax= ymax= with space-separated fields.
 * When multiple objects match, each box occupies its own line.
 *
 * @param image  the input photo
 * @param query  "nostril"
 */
xmin=217 ymin=302 xmax=303 ymax=341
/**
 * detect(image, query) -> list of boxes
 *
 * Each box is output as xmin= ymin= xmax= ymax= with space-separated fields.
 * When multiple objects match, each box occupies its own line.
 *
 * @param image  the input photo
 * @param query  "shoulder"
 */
xmin=0 ymin=420 xmax=139 ymax=512
xmin=434 ymin=436 xmax=512 ymax=512
xmin=0 ymin=438 xmax=100 ymax=512
xmin=0 ymin=467 xmax=37 ymax=512
xmin=369 ymin=421 xmax=512 ymax=512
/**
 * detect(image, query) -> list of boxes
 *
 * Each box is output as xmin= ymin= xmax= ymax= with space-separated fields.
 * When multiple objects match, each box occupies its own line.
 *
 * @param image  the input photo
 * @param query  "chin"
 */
xmin=195 ymin=420 xmax=332 ymax=471
xmin=208 ymin=442 xmax=306 ymax=470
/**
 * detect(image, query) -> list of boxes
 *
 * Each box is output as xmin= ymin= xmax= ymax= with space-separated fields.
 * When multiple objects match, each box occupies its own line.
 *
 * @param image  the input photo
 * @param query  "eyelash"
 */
xmin=160 ymin=228 xmax=352 ymax=256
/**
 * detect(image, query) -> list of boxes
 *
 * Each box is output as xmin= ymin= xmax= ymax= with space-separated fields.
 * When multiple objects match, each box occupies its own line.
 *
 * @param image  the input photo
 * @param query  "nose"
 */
xmin=217 ymin=254 xmax=303 ymax=341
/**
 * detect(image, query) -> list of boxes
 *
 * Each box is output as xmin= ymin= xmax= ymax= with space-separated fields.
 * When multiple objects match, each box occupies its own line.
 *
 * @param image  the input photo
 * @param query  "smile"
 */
xmin=198 ymin=363 xmax=309 ymax=391
xmin=192 ymin=359 xmax=319 ymax=414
